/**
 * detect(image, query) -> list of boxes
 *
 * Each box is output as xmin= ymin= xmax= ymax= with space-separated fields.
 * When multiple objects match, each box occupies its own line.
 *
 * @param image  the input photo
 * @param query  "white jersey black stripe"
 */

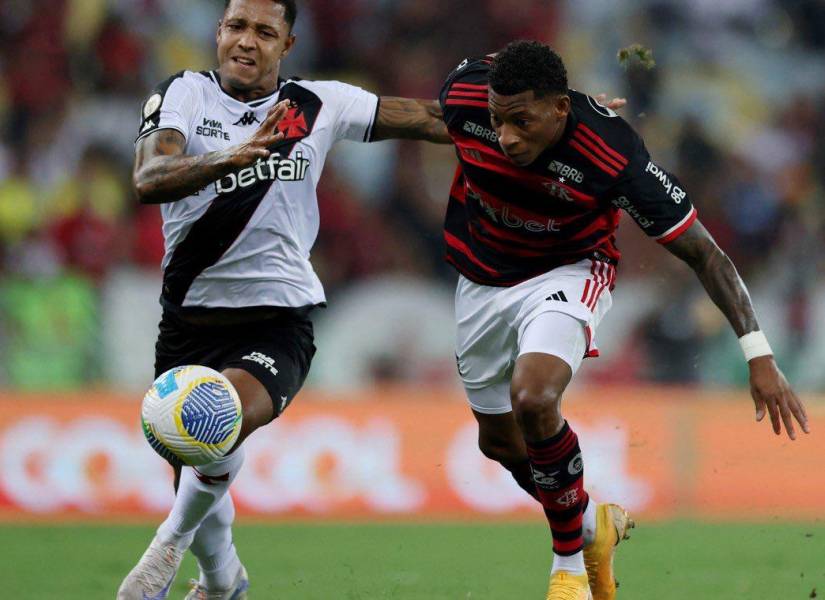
xmin=136 ymin=71 xmax=379 ymax=310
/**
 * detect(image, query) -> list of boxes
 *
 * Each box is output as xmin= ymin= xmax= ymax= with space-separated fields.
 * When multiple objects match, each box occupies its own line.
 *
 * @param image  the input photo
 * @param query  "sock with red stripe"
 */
xmin=526 ymin=421 xmax=587 ymax=574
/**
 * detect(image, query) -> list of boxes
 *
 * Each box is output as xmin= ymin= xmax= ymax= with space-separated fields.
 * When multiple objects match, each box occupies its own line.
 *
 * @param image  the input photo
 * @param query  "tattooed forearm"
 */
xmin=133 ymin=129 xmax=239 ymax=204
xmin=372 ymin=97 xmax=451 ymax=144
xmin=664 ymin=220 xmax=759 ymax=337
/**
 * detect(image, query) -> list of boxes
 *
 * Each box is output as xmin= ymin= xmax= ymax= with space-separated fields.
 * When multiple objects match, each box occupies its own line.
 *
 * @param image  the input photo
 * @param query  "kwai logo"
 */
xmin=215 ymin=151 xmax=310 ymax=194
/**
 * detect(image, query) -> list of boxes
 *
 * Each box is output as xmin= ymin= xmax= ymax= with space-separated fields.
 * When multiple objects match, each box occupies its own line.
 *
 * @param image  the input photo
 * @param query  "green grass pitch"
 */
xmin=3 ymin=520 xmax=824 ymax=599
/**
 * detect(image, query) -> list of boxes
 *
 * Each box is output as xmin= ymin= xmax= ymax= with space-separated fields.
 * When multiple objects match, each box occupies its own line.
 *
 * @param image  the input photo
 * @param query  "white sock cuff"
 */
xmin=197 ymin=446 xmax=245 ymax=477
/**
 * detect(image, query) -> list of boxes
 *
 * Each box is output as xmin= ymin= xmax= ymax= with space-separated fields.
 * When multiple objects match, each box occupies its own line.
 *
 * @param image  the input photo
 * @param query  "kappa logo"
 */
xmin=233 ymin=111 xmax=260 ymax=126
xmin=531 ymin=466 xmax=561 ymax=489
xmin=555 ymin=489 xmax=580 ymax=508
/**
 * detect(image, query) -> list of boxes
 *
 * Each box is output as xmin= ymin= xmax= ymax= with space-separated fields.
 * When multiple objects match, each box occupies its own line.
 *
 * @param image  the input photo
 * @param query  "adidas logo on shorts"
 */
xmin=545 ymin=291 xmax=568 ymax=302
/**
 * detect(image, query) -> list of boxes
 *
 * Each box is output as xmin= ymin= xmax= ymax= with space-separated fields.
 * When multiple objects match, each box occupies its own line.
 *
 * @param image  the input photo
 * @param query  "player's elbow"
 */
xmin=133 ymin=171 xmax=159 ymax=204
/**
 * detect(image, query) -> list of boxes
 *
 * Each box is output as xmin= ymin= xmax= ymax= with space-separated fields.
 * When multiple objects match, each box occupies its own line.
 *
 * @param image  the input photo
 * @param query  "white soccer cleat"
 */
xmin=117 ymin=536 xmax=184 ymax=600
xmin=184 ymin=565 xmax=249 ymax=600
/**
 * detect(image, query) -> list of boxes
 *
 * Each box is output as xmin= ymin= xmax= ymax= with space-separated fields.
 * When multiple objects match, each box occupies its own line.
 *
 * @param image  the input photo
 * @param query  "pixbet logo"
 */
xmin=470 ymin=187 xmax=561 ymax=233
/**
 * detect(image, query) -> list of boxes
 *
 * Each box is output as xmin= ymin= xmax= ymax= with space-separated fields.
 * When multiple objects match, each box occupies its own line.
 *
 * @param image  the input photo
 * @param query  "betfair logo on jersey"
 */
xmin=645 ymin=162 xmax=687 ymax=204
xmin=463 ymin=121 xmax=498 ymax=143
xmin=548 ymin=160 xmax=584 ymax=183
xmin=197 ymin=118 xmax=230 ymax=141
xmin=215 ymin=151 xmax=310 ymax=194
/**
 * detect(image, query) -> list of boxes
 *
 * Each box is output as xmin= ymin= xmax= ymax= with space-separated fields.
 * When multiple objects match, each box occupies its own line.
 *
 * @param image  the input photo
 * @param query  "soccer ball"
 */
xmin=141 ymin=365 xmax=243 ymax=466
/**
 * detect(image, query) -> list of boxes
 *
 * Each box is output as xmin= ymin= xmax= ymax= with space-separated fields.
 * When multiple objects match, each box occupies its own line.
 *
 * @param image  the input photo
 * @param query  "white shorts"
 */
xmin=455 ymin=258 xmax=614 ymax=415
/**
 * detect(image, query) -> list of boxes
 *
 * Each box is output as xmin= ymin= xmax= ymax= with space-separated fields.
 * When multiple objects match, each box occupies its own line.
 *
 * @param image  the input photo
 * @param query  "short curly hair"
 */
xmin=489 ymin=41 xmax=568 ymax=98
xmin=224 ymin=0 xmax=297 ymax=31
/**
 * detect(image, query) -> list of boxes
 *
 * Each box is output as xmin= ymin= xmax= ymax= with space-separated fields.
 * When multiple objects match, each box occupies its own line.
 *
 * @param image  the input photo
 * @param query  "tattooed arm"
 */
xmin=371 ymin=97 xmax=451 ymax=144
xmin=133 ymin=101 xmax=289 ymax=204
xmin=664 ymin=220 xmax=809 ymax=439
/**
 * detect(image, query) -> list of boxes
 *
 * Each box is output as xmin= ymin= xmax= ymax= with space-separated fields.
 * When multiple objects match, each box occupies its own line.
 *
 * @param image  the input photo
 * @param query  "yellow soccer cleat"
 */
xmin=546 ymin=571 xmax=593 ymax=600
xmin=583 ymin=503 xmax=635 ymax=600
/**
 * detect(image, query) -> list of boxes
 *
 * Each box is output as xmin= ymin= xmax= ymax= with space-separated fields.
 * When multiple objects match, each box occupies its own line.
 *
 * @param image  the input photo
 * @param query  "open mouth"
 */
xmin=232 ymin=57 xmax=256 ymax=67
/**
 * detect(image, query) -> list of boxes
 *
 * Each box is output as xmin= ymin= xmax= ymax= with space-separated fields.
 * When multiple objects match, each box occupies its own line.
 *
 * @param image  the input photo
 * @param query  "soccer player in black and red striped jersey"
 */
xmin=439 ymin=41 xmax=809 ymax=599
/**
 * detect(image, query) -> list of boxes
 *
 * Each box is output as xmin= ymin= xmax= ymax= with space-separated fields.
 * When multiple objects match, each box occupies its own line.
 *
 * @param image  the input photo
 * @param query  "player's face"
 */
xmin=217 ymin=0 xmax=295 ymax=97
xmin=489 ymin=90 xmax=570 ymax=167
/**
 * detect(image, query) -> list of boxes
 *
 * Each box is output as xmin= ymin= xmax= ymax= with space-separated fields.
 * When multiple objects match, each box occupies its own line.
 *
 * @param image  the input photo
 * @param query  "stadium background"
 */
xmin=1 ymin=0 xmax=824 ymax=598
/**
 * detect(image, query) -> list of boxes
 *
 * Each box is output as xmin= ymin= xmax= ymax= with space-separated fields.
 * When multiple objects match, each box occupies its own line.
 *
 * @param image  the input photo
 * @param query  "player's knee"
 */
xmin=510 ymin=385 xmax=564 ymax=431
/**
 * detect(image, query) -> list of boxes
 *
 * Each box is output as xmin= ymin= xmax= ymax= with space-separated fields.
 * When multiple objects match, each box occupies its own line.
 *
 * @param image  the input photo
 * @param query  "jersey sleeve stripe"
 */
xmin=572 ymin=131 xmax=626 ymax=171
xmin=135 ymin=125 xmax=187 ymax=145
xmin=446 ymin=99 xmax=490 ymax=109
xmin=576 ymin=123 xmax=629 ymax=166
xmin=655 ymin=207 xmax=698 ymax=243
xmin=569 ymin=139 xmax=620 ymax=177
xmin=452 ymin=83 xmax=489 ymax=90
xmin=448 ymin=91 xmax=489 ymax=99
xmin=444 ymin=231 xmax=502 ymax=276
xmin=364 ymin=96 xmax=381 ymax=142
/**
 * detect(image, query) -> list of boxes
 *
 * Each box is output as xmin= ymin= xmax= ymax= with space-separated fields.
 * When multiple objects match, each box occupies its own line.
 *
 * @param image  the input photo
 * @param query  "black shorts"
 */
xmin=154 ymin=307 xmax=316 ymax=418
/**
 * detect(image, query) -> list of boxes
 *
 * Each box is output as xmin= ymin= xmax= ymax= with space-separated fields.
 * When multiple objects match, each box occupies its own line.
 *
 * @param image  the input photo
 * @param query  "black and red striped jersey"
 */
xmin=439 ymin=56 xmax=697 ymax=287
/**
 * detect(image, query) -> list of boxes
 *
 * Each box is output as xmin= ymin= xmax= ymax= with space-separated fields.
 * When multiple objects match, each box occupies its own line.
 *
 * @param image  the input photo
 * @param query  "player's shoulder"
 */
xmin=442 ymin=55 xmax=493 ymax=93
xmin=568 ymin=90 xmax=642 ymax=158
xmin=148 ymin=70 xmax=210 ymax=96
xmin=283 ymin=77 xmax=372 ymax=101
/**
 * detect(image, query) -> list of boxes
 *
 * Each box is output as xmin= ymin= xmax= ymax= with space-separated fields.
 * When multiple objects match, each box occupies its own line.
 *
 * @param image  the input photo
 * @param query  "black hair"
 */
xmin=489 ymin=40 xmax=568 ymax=98
xmin=224 ymin=0 xmax=297 ymax=32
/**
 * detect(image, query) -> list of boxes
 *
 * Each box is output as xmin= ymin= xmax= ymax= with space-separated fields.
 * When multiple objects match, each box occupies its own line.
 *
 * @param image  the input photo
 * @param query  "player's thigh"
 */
xmin=220 ymin=317 xmax=315 ymax=422
xmin=455 ymin=276 xmax=518 ymax=403
xmin=510 ymin=312 xmax=586 ymax=435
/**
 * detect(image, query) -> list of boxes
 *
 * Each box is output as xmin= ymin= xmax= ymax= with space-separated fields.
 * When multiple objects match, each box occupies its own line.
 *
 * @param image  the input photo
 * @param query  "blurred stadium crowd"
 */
xmin=0 ymin=0 xmax=823 ymax=391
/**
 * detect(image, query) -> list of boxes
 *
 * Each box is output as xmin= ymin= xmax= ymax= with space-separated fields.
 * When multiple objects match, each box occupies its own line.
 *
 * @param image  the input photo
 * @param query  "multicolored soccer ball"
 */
xmin=141 ymin=366 xmax=243 ymax=466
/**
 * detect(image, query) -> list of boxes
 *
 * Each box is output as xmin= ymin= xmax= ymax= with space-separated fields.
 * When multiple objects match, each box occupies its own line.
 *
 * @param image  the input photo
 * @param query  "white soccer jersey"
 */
xmin=136 ymin=70 xmax=379 ymax=310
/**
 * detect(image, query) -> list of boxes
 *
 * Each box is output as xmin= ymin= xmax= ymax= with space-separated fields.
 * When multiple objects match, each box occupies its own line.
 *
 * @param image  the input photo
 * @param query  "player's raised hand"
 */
xmin=594 ymin=93 xmax=627 ymax=111
xmin=230 ymin=100 xmax=289 ymax=167
xmin=749 ymin=356 xmax=809 ymax=440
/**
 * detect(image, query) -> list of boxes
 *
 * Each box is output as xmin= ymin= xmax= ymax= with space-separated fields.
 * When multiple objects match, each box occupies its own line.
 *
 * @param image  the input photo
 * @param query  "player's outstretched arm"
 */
xmin=372 ymin=97 xmax=451 ymax=144
xmin=663 ymin=219 xmax=809 ymax=440
xmin=133 ymin=101 xmax=290 ymax=203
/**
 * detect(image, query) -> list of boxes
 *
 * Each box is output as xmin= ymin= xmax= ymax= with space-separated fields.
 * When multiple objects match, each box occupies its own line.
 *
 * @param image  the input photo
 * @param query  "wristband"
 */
xmin=739 ymin=331 xmax=773 ymax=362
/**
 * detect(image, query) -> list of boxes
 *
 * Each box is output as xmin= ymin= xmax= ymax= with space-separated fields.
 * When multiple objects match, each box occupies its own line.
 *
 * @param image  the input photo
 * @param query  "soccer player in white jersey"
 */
xmin=117 ymin=1 xmax=450 ymax=598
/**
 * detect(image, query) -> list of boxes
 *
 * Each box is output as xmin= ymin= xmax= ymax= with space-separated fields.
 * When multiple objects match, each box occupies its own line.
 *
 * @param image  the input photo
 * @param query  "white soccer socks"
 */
xmin=189 ymin=493 xmax=242 ymax=590
xmin=157 ymin=446 xmax=245 ymax=551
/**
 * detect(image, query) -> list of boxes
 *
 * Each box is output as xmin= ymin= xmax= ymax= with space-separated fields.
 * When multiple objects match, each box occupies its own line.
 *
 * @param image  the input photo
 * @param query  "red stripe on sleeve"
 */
xmin=572 ymin=131 xmax=626 ymax=171
xmin=656 ymin=208 xmax=698 ymax=244
xmin=569 ymin=140 xmax=620 ymax=177
xmin=576 ymin=123 xmax=628 ymax=165
xmin=452 ymin=83 xmax=489 ymax=90
xmin=447 ymin=91 xmax=489 ymax=99
xmin=446 ymin=99 xmax=489 ymax=109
